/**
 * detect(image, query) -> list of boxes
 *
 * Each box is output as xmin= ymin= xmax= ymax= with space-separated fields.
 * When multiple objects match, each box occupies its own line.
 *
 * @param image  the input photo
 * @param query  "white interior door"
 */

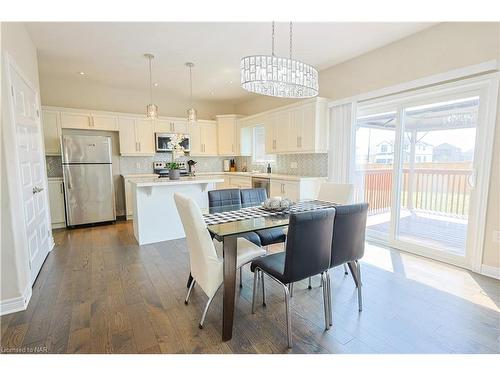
xmin=10 ymin=62 xmax=51 ymax=283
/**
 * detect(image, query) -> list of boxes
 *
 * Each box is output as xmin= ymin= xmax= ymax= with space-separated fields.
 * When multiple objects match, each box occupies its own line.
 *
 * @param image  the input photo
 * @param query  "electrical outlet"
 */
xmin=290 ymin=162 xmax=298 ymax=169
xmin=135 ymin=162 xmax=141 ymax=169
xmin=493 ymin=230 xmax=500 ymax=243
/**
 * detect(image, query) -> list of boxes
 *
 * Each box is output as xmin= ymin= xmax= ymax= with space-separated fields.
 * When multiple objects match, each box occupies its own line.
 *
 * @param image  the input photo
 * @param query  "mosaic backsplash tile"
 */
xmin=235 ymin=153 xmax=328 ymax=177
xmin=46 ymin=156 xmax=63 ymax=177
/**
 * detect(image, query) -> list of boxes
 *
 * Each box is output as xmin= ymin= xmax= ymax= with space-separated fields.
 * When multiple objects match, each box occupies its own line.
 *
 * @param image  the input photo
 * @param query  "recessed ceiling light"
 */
xmin=78 ymin=71 xmax=85 ymax=75
xmin=154 ymin=82 xmax=159 ymax=87
xmin=210 ymin=91 xmax=215 ymax=96
xmin=229 ymin=80 xmax=233 ymax=84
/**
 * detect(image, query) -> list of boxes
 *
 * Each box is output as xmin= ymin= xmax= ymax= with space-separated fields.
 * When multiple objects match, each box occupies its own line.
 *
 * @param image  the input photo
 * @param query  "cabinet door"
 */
xmin=283 ymin=181 xmax=300 ymax=201
xmin=135 ymin=119 xmax=155 ymax=154
xmin=264 ymin=114 xmax=276 ymax=154
xmin=289 ymin=107 xmax=302 ymax=152
xmin=201 ymin=121 xmax=218 ymax=155
xmin=270 ymin=180 xmax=283 ymax=197
xmin=92 ymin=114 xmax=118 ymax=131
xmin=173 ymin=119 xmax=188 ymax=134
xmin=275 ymin=110 xmax=290 ymax=152
xmin=42 ymin=110 xmax=61 ymax=155
xmin=118 ymin=117 xmax=138 ymax=155
xmin=300 ymin=103 xmax=316 ymax=151
xmin=48 ymin=180 xmax=66 ymax=226
xmin=217 ymin=117 xmax=235 ymax=155
xmin=188 ymin=122 xmax=202 ymax=155
xmin=61 ymin=112 xmax=92 ymax=129
xmin=155 ymin=119 xmax=172 ymax=133
xmin=124 ymin=178 xmax=134 ymax=218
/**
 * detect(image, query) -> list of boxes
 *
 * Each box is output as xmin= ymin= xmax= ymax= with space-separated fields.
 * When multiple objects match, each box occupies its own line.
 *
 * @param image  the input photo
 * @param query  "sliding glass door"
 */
xmin=352 ymin=77 xmax=497 ymax=268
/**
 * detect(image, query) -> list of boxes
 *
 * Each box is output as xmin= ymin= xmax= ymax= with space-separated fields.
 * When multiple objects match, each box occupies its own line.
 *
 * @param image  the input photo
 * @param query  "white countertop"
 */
xmin=123 ymin=172 xmax=324 ymax=182
xmin=129 ymin=176 xmax=224 ymax=187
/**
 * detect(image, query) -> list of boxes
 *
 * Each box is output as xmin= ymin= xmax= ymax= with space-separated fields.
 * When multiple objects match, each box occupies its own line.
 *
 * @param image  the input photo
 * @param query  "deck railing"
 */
xmin=357 ymin=168 xmax=472 ymax=218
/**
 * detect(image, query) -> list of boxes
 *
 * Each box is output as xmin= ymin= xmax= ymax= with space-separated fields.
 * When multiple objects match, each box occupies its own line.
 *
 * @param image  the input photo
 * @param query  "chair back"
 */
xmin=318 ymin=183 xmax=354 ymax=204
xmin=330 ymin=203 xmax=369 ymax=267
xmin=174 ymin=193 xmax=222 ymax=297
xmin=283 ymin=208 xmax=335 ymax=284
xmin=240 ymin=188 xmax=268 ymax=205
xmin=208 ymin=188 xmax=241 ymax=208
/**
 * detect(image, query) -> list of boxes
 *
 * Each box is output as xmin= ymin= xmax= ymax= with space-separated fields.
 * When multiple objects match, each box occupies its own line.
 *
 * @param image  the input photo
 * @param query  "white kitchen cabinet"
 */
xmin=270 ymin=179 xmax=300 ymax=201
xmin=227 ymin=176 xmax=252 ymax=189
xmin=216 ymin=115 xmax=239 ymax=156
xmin=48 ymin=178 xmax=66 ymax=228
xmin=91 ymin=114 xmax=118 ymax=131
xmin=155 ymin=118 xmax=188 ymax=134
xmin=189 ymin=120 xmax=218 ymax=156
xmin=42 ymin=110 xmax=61 ymax=155
xmin=61 ymin=112 xmax=92 ymax=129
xmin=265 ymin=111 xmax=289 ymax=154
xmin=118 ymin=116 xmax=155 ymax=155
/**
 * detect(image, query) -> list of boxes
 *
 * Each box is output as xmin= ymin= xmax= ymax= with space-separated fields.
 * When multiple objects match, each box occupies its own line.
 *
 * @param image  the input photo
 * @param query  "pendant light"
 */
xmin=144 ymin=53 xmax=158 ymax=119
xmin=240 ymin=22 xmax=318 ymax=98
xmin=186 ymin=62 xmax=197 ymax=122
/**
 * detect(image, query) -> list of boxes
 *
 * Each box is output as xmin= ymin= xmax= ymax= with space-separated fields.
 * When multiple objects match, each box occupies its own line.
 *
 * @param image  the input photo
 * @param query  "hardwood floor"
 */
xmin=1 ymin=221 xmax=499 ymax=354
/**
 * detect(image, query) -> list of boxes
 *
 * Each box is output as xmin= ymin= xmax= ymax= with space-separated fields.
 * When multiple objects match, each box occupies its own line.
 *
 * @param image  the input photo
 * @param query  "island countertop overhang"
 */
xmin=129 ymin=177 xmax=224 ymax=187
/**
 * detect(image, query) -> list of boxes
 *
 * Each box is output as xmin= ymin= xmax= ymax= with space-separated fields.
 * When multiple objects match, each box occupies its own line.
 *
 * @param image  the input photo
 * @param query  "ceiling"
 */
xmin=26 ymin=22 xmax=434 ymax=104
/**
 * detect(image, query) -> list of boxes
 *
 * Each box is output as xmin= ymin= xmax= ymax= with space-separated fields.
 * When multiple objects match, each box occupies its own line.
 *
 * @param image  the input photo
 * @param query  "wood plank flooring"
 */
xmin=1 ymin=221 xmax=499 ymax=354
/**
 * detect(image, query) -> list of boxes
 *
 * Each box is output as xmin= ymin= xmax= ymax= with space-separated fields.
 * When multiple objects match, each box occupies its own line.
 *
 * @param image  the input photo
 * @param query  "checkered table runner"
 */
xmin=203 ymin=200 xmax=336 ymax=226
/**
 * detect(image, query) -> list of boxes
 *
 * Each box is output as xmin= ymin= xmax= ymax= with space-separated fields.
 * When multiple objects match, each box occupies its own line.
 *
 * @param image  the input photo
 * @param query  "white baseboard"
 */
xmin=0 ymin=285 xmax=32 ymax=316
xmin=481 ymin=264 xmax=500 ymax=280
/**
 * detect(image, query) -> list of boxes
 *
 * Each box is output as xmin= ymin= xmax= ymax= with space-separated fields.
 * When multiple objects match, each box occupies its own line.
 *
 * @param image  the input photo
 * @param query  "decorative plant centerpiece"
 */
xmin=166 ymin=162 xmax=181 ymax=180
xmin=167 ymin=134 xmax=186 ymax=161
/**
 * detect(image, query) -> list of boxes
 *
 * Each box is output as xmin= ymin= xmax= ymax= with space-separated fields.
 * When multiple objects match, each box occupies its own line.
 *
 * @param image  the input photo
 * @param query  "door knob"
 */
xmin=32 ymin=186 xmax=44 ymax=194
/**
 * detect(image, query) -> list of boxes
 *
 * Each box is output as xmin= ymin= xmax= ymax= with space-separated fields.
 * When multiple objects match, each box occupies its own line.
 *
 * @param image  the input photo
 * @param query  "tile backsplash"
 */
xmin=236 ymin=153 xmax=328 ymax=177
xmin=46 ymin=156 xmax=63 ymax=177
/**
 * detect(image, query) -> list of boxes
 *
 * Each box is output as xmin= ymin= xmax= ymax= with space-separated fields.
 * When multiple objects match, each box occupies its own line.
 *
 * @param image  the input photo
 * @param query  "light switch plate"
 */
xmin=136 ymin=162 xmax=141 ymax=169
xmin=290 ymin=162 xmax=298 ymax=169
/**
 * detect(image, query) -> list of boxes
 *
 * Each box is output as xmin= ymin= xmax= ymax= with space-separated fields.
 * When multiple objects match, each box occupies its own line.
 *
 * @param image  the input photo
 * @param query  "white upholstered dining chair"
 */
xmin=174 ymin=193 xmax=266 ymax=328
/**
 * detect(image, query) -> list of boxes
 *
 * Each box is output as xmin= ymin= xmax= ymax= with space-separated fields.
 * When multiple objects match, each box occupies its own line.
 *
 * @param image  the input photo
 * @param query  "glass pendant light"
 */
xmin=144 ymin=53 xmax=158 ymax=119
xmin=186 ymin=62 xmax=197 ymax=122
xmin=240 ymin=22 xmax=318 ymax=98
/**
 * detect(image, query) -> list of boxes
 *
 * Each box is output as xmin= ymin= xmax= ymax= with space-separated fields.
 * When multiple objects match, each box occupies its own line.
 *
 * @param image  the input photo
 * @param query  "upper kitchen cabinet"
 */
xmin=189 ymin=120 xmax=218 ymax=156
xmin=155 ymin=117 xmax=188 ymax=134
xmin=91 ymin=114 xmax=119 ymax=131
xmin=216 ymin=115 xmax=242 ymax=156
xmin=264 ymin=111 xmax=289 ymax=154
xmin=41 ymin=109 xmax=62 ymax=155
xmin=60 ymin=110 xmax=118 ymax=131
xmin=118 ymin=116 xmax=155 ymax=156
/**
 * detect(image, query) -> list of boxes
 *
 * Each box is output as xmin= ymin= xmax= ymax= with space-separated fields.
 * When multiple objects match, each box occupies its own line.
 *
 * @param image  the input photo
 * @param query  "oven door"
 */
xmin=156 ymin=133 xmax=173 ymax=152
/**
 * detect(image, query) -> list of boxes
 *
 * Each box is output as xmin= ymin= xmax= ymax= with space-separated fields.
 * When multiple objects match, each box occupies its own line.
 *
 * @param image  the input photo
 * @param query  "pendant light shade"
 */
xmin=144 ymin=53 xmax=158 ymax=119
xmin=186 ymin=62 xmax=197 ymax=122
xmin=240 ymin=22 xmax=318 ymax=99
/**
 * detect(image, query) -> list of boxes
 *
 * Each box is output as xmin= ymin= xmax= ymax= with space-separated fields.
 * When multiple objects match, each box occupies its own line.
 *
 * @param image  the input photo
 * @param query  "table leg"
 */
xmin=222 ymin=235 xmax=238 ymax=341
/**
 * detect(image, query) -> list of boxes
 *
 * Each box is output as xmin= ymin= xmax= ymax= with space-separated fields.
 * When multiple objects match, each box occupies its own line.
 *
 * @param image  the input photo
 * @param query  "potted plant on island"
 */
xmin=166 ymin=162 xmax=181 ymax=180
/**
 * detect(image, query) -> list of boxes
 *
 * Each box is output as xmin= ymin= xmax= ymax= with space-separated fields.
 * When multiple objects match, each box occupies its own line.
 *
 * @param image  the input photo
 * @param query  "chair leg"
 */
xmin=252 ymin=269 xmax=259 ymax=314
xmin=321 ymin=273 xmax=330 ymax=330
xmin=261 ymin=270 xmax=266 ymax=306
xmin=288 ymin=283 xmax=294 ymax=298
xmin=239 ymin=267 xmax=243 ymax=288
xmin=308 ymin=277 xmax=312 ymax=289
xmin=326 ymin=271 xmax=333 ymax=326
xmin=185 ymin=278 xmax=195 ymax=304
xmin=356 ymin=261 xmax=363 ymax=312
xmin=199 ymin=294 xmax=216 ymax=329
xmin=186 ymin=273 xmax=194 ymax=288
xmin=343 ymin=263 xmax=349 ymax=275
xmin=282 ymin=283 xmax=293 ymax=348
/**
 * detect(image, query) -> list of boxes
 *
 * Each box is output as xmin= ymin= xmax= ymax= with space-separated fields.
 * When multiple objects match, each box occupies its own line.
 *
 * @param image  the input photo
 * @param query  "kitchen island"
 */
xmin=129 ymin=176 xmax=223 ymax=245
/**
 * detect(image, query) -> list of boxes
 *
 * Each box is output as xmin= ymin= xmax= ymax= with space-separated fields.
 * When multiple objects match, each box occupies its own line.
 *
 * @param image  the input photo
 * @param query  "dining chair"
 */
xmin=325 ymin=203 xmax=369 ymax=327
xmin=250 ymin=208 xmax=336 ymax=348
xmin=240 ymin=188 xmax=287 ymax=246
xmin=174 ymin=193 xmax=266 ymax=328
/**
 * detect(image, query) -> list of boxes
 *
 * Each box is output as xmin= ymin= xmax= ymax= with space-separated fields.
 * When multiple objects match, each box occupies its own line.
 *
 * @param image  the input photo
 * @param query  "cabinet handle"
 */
xmin=139 ymin=142 xmax=141 ymax=152
xmin=299 ymin=136 xmax=302 ymax=148
xmin=232 ymin=144 xmax=234 ymax=153
xmin=60 ymin=183 xmax=63 ymax=194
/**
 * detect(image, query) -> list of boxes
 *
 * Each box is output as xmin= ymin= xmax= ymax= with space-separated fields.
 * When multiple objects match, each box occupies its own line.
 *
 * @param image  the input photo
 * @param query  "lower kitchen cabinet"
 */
xmin=270 ymin=178 xmax=324 ymax=202
xmin=226 ymin=176 xmax=252 ymax=189
xmin=48 ymin=178 xmax=66 ymax=228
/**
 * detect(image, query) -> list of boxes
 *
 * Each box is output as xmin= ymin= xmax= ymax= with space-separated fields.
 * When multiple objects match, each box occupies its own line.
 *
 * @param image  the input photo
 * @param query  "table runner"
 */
xmin=203 ymin=200 xmax=336 ymax=225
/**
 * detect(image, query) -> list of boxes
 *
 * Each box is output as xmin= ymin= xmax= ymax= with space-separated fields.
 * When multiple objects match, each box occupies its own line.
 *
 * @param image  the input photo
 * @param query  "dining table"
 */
xmin=203 ymin=200 xmax=337 ymax=341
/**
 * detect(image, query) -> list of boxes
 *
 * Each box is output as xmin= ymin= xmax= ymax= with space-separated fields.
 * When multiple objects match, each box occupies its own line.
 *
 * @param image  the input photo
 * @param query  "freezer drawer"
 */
xmin=63 ymin=164 xmax=116 ymax=225
xmin=62 ymin=134 xmax=112 ymax=163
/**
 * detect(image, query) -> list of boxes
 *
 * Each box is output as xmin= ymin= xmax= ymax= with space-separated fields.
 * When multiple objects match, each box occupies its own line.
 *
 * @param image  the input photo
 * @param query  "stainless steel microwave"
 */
xmin=155 ymin=133 xmax=190 ymax=152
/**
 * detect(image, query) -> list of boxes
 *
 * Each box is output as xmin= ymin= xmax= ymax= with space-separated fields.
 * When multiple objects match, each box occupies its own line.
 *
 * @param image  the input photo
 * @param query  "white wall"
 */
xmin=1 ymin=22 xmax=41 ymax=305
xmin=235 ymin=22 xmax=500 ymax=269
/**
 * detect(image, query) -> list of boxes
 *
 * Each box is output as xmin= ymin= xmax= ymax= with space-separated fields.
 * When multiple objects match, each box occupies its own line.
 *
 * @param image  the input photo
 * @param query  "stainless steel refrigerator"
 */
xmin=62 ymin=134 xmax=116 ymax=226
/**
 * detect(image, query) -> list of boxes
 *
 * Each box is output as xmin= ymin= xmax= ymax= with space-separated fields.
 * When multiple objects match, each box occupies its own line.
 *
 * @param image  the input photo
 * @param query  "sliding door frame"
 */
xmin=343 ymin=72 xmax=499 ymax=272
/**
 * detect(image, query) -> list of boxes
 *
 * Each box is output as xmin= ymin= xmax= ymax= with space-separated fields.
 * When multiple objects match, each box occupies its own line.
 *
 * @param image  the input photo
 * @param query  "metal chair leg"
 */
xmin=356 ymin=261 xmax=363 ymax=311
xmin=288 ymin=282 xmax=294 ymax=298
xmin=282 ymin=283 xmax=293 ymax=348
xmin=326 ymin=271 xmax=333 ymax=326
xmin=321 ymin=273 xmax=330 ymax=330
xmin=239 ymin=267 xmax=243 ymax=288
xmin=185 ymin=278 xmax=195 ymax=304
xmin=343 ymin=263 xmax=349 ymax=275
xmin=308 ymin=277 xmax=312 ymax=289
xmin=261 ymin=270 xmax=266 ymax=306
xmin=252 ymin=269 xmax=258 ymax=314
xmin=199 ymin=295 xmax=215 ymax=329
